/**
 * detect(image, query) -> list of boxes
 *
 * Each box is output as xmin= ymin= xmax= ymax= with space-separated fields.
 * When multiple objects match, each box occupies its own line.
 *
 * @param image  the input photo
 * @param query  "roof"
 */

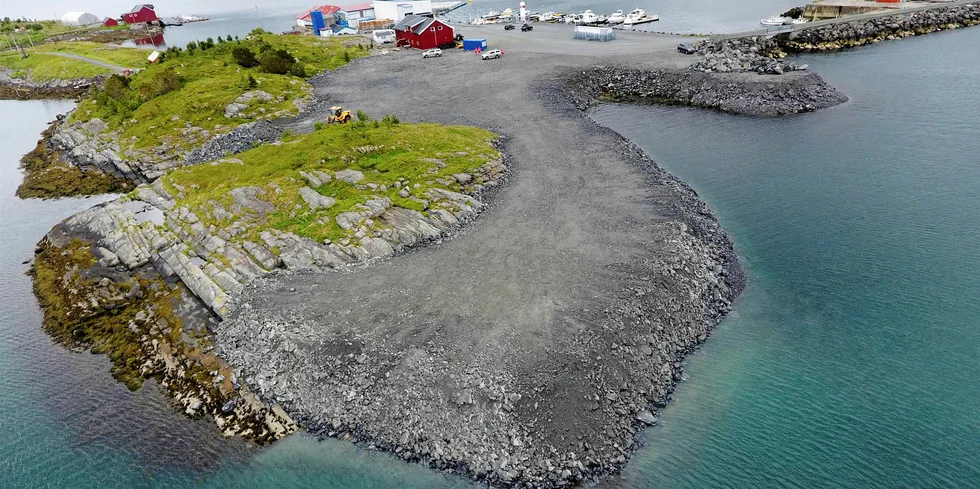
xmin=342 ymin=3 xmax=373 ymax=12
xmin=394 ymin=14 xmax=440 ymax=34
xmin=331 ymin=24 xmax=356 ymax=32
xmin=297 ymin=5 xmax=343 ymax=20
xmin=128 ymin=4 xmax=155 ymax=13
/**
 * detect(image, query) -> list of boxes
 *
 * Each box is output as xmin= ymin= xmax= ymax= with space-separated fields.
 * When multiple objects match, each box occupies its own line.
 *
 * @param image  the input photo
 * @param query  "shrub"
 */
xmin=138 ymin=67 xmax=184 ymax=102
xmin=186 ymin=41 xmax=197 ymax=53
xmin=342 ymin=50 xmax=350 ymax=62
xmin=281 ymin=129 xmax=293 ymax=139
xmin=356 ymin=110 xmax=370 ymax=122
xmin=289 ymin=61 xmax=306 ymax=78
xmin=232 ymin=47 xmax=259 ymax=67
xmin=258 ymin=49 xmax=297 ymax=75
xmin=372 ymin=120 xmax=380 ymax=128
xmin=382 ymin=114 xmax=400 ymax=125
xmin=244 ymin=73 xmax=258 ymax=89
xmin=313 ymin=121 xmax=325 ymax=131
xmin=217 ymin=36 xmax=224 ymax=44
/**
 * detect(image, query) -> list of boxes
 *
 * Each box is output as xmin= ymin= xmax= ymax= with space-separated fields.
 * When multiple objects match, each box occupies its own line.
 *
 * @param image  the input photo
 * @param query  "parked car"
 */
xmin=521 ymin=23 xmax=533 ymax=31
xmin=481 ymin=49 xmax=502 ymax=60
xmin=422 ymin=48 xmax=442 ymax=58
xmin=504 ymin=24 xmax=515 ymax=30
xmin=677 ymin=43 xmax=697 ymax=54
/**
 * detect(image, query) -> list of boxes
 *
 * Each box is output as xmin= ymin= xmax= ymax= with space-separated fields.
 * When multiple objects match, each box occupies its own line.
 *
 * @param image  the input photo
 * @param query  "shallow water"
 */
xmin=591 ymin=26 xmax=980 ymax=489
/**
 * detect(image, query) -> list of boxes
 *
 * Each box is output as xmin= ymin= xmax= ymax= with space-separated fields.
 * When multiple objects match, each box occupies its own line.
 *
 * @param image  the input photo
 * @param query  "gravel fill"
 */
xmin=215 ymin=36 xmax=839 ymax=487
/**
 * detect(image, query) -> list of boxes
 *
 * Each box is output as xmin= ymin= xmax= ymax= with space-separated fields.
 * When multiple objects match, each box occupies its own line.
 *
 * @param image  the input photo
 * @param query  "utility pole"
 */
xmin=12 ymin=32 xmax=27 ymax=57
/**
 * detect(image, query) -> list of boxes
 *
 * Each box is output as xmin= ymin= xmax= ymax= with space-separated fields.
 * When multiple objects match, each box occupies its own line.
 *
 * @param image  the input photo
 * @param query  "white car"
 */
xmin=481 ymin=49 xmax=502 ymax=60
xmin=422 ymin=48 xmax=442 ymax=58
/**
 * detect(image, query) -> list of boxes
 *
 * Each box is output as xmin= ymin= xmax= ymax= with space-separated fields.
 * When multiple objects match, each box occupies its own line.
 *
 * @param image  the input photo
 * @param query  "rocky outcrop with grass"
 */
xmin=28 ymin=120 xmax=504 ymax=440
xmin=0 ymin=67 xmax=105 ymax=100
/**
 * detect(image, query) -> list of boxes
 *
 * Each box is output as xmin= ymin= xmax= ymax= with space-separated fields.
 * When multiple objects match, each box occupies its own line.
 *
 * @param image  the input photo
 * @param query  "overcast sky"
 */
xmin=5 ymin=0 xmax=315 ymax=21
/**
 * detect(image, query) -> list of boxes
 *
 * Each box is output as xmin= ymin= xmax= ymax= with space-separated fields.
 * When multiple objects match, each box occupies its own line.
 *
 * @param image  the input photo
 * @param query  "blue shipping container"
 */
xmin=462 ymin=39 xmax=488 ymax=51
xmin=311 ymin=11 xmax=326 ymax=36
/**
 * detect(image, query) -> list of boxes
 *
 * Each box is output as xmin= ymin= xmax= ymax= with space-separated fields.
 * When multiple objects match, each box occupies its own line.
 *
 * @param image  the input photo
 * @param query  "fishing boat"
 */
xmin=607 ymin=10 xmax=626 ymax=24
xmin=539 ymin=11 xmax=557 ymax=22
xmin=760 ymin=15 xmax=792 ymax=26
xmin=622 ymin=8 xmax=659 ymax=25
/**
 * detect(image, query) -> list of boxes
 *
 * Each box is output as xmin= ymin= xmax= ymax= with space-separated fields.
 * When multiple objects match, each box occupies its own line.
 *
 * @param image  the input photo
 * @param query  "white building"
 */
xmin=61 ymin=12 xmax=101 ymax=26
xmin=372 ymin=0 xmax=432 ymax=24
xmin=342 ymin=3 xmax=376 ymax=28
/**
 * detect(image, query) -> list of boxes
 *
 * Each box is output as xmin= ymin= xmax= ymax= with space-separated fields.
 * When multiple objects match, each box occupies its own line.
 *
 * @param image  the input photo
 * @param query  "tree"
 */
xmin=226 ymin=34 xmax=233 ymax=42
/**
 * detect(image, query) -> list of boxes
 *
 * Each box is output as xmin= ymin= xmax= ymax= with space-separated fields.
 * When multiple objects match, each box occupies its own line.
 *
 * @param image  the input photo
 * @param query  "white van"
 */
xmin=372 ymin=29 xmax=396 ymax=44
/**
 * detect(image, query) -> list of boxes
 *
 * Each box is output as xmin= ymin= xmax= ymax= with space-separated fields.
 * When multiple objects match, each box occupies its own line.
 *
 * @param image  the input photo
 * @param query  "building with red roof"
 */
xmin=296 ymin=5 xmax=345 ymax=28
xmin=121 ymin=4 xmax=159 ymax=25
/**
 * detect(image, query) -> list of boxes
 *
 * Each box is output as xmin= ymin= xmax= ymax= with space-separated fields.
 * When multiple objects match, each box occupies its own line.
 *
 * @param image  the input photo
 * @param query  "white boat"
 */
xmin=481 ymin=9 xmax=500 ymax=19
xmin=577 ymin=9 xmax=599 ymax=24
xmin=791 ymin=17 xmax=807 ymax=25
xmin=502 ymin=8 xmax=513 ymax=16
xmin=540 ymin=11 xmax=557 ymax=22
xmin=623 ymin=8 xmax=659 ymax=25
xmin=564 ymin=13 xmax=581 ymax=24
xmin=760 ymin=16 xmax=792 ymax=26
xmin=607 ymin=10 xmax=625 ymax=25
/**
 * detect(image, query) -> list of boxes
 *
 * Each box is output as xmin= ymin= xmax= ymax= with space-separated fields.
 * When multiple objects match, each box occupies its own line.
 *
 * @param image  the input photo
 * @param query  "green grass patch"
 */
xmin=0 ymin=51 xmax=110 ymax=81
xmin=163 ymin=121 xmax=499 ymax=243
xmin=37 ymin=41 xmax=151 ymax=67
xmin=69 ymin=33 xmax=368 ymax=154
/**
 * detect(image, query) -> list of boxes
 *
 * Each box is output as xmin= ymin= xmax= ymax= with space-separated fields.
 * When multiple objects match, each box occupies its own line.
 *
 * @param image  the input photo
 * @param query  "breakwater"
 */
xmin=569 ymin=66 xmax=846 ymax=115
xmin=782 ymin=1 xmax=980 ymax=51
xmin=0 ymin=69 xmax=104 ymax=100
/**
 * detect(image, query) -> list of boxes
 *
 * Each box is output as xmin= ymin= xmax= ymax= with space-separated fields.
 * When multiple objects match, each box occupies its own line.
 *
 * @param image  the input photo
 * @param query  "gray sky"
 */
xmin=3 ymin=0 xmax=306 ymax=21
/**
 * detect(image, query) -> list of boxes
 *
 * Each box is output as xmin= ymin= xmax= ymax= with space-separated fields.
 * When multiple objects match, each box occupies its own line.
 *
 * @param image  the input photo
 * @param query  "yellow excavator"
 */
xmin=327 ymin=106 xmax=353 ymax=124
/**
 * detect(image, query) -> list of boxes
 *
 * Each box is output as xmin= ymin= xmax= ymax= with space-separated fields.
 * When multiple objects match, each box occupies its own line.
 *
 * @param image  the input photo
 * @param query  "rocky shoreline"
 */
xmin=781 ymin=2 xmax=980 ymax=52
xmin=26 ymin=40 xmax=848 ymax=486
xmin=0 ymin=69 xmax=105 ymax=100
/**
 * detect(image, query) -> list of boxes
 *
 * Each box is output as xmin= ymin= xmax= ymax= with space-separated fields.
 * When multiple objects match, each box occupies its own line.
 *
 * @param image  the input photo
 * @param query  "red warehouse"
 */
xmin=103 ymin=17 xmax=119 ymax=27
xmin=122 ymin=4 xmax=159 ymax=24
xmin=393 ymin=15 xmax=454 ymax=49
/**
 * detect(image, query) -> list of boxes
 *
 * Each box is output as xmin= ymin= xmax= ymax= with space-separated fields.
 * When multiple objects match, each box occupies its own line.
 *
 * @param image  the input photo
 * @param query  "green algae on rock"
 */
xmin=17 ymin=123 xmax=133 ymax=199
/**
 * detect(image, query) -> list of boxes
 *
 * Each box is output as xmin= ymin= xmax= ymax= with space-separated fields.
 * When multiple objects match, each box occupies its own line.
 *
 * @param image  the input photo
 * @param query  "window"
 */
xmin=430 ymin=27 xmax=435 ymax=32
xmin=438 ymin=25 xmax=443 ymax=30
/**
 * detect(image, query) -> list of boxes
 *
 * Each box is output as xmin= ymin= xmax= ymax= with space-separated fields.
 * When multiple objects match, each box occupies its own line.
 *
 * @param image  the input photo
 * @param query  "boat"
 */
xmin=481 ymin=9 xmax=500 ymax=19
xmin=760 ymin=16 xmax=792 ymax=26
xmin=622 ymin=8 xmax=659 ymax=25
xmin=177 ymin=14 xmax=209 ymax=23
xmin=577 ymin=9 xmax=599 ymax=24
xmin=539 ymin=11 xmax=557 ymax=22
xmin=607 ymin=10 xmax=626 ymax=24
xmin=791 ymin=18 xmax=807 ymax=25
xmin=564 ymin=13 xmax=581 ymax=24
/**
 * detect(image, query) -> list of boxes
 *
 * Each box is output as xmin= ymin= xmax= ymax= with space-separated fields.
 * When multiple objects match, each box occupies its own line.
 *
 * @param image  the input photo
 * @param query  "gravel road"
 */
xmin=217 ymin=29 xmax=796 ymax=486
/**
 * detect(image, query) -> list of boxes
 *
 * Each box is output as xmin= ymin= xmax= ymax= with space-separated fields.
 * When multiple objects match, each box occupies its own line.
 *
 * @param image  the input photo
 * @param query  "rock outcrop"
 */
xmin=0 ymin=68 xmax=106 ymax=100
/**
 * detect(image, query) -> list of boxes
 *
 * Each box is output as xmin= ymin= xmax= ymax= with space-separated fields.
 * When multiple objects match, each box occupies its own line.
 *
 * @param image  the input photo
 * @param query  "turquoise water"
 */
xmin=3 ymin=20 xmax=980 ymax=489
xmin=592 ymin=27 xmax=980 ymax=488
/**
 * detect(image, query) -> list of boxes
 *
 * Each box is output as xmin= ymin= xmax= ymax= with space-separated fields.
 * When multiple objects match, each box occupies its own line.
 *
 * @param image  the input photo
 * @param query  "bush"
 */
xmin=289 ymin=62 xmax=306 ymax=78
xmin=232 ymin=47 xmax=259 ymax=67
xmin=104 ymin=74 xmax=131 ymax=101
xmin=281 ymin=129 xmax=293 ymax=139
xmin=356 ymin=110 xmax=370 ymax=122
xmin=137 ymin=67 xmax=184 ymax=102
xmin=186 ymin=41 xmax=197 ymax=53
xmin=258 ymin=48 xmax=298 ymax=76
xmin=382 ymin=114 xmax=400 ymax=125
xmin=244 ymin=73 xmax=258 ymax=89
xmin=313 ymin=121 xmax=326 ymax=131
xmin=342 ymin=50 xmax=351 ymax=62
xmin=226 ymin=35 xmax=233 ymax=42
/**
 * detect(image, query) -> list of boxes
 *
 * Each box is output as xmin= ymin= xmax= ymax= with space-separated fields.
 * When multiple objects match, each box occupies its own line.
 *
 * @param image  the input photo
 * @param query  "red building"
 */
xmin=393 ymin=15 xmax=454 ymax=49
xmin=103 ymin=17 xmax=119 ymax=27
xmin=121 ymin=4 xmax=159 ymax=24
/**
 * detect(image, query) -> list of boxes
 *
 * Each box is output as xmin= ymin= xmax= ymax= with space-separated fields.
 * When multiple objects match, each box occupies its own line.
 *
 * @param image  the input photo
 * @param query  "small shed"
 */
xmin=122 ymin=4 xmax=159 ymax=25
xmin=323 ymin=24 xmax=358 ymax=36
xmin=103 ymin=17 xmax=120 ymax=27
xmin=62 ymin=12 xmax=101 ymax=26
xmin=393 ymin=15 xmax=454 ymax=49
xmin=461 ymin=38 xmax=487 ymax=51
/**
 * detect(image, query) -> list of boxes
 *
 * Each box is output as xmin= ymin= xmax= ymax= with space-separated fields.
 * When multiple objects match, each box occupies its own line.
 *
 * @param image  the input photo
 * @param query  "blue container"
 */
xmin=311 ymin=11 xmax=326 ymax=36
xmin=462 ymin=38 xmax=488 ymax=51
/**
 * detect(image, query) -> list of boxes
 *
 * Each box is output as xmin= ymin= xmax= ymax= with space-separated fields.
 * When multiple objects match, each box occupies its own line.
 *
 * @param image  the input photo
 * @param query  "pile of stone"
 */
xmin=783 ymin=2 xmax=980 ymax=51
xmin=184 ymin=121 xmax=283 ymax=166
xmin=689 ymin=37 xmax=806 ymax=75
xmin=568 ymin=66 xmax=846 ymax=116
